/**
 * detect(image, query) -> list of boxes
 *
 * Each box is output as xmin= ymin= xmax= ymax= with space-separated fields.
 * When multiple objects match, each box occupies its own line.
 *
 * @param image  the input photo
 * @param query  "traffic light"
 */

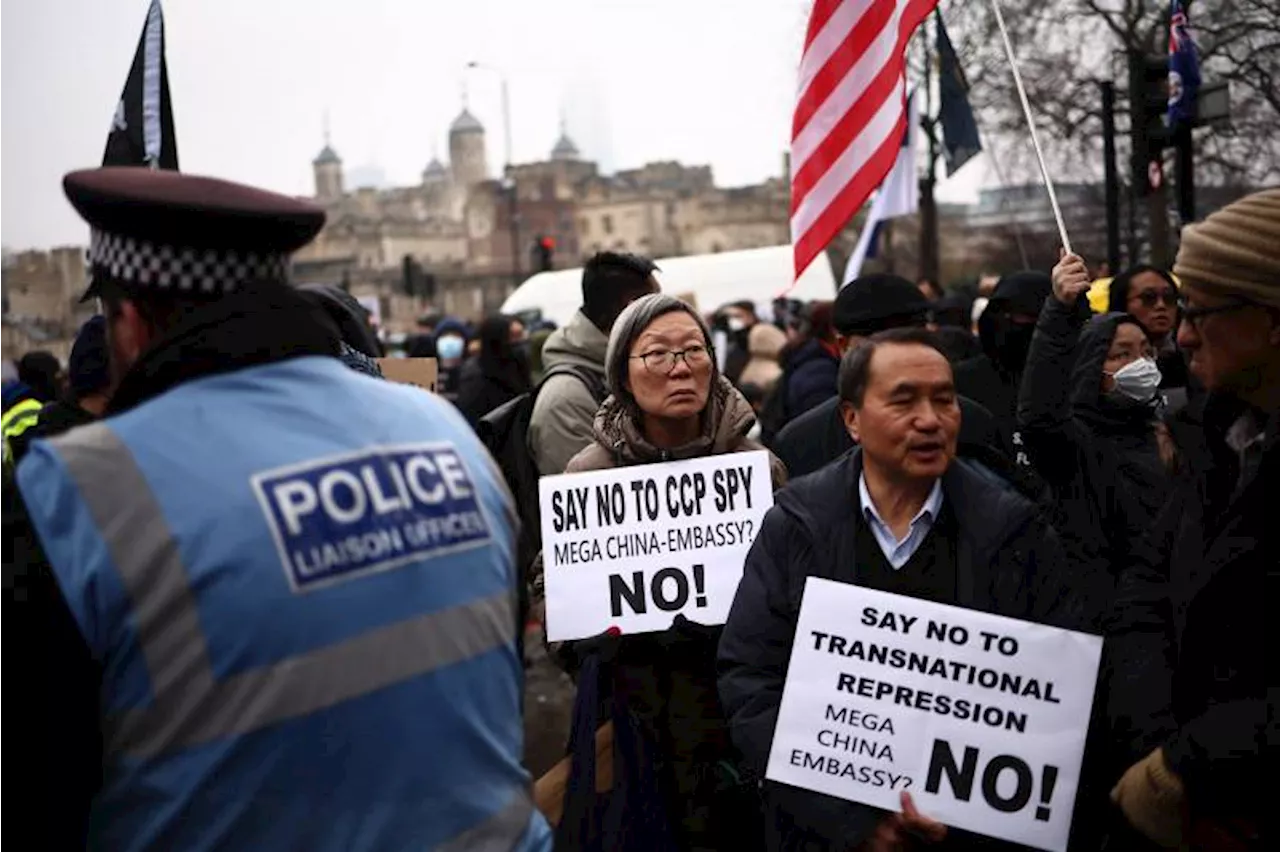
xmin=401 ymin=255 xmax=436 ymax=299
xmin=1128 ymin=53 xmax=1169 ymax=196
xmin=534 ymin=235 xmax=555 ymax=272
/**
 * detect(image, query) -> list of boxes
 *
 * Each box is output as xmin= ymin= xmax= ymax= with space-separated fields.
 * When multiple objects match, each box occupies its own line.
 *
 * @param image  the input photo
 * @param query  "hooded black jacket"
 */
xmin=718 ymin=451 xmax=1087 ymax=852
xmin=1017 ymin=298 xmax=1170 ymax=614
xmin=1105 ymin=395 xmax=1276 ymax=842
xmin=954 ymin=273 xmax=1051 ymax=481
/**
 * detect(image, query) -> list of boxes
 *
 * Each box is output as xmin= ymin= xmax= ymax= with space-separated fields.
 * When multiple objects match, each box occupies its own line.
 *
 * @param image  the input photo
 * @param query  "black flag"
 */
xmin=103 ymin=0 xmax=179 ymax=169
xmin=935 ymin=11 xmax=981 ymax=177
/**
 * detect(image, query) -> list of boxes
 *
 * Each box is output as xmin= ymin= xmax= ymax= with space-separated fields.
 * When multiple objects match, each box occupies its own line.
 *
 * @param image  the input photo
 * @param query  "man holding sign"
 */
xmin=719 ymin=328 xmax=1091 ymax=851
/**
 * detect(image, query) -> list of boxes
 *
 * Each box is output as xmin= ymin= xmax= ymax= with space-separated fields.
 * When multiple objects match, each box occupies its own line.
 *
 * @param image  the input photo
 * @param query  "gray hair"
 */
xmin=604 ymin=293 xmax=718 ymax=399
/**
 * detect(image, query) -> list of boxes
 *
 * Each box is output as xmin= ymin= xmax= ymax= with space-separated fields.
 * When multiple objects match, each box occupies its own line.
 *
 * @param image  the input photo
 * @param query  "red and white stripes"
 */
xmin=791 ymin=0 xmax=937 ymax=279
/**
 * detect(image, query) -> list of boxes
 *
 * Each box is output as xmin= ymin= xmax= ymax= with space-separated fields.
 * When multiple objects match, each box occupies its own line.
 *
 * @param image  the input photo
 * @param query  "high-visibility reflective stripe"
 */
xmin=435 ymin=788 xmax=536 ymax=852
xmin=1 ymin=398 xmax=43 ymax=430
xmin=2 ymin=400 xmax=44 ymax=461
xmin=5 ymin=409 xmax=41 ymax=436
xmin=50 ymin=422 xmax=516 ymax=760
xmin=53 ymin=423 xmax=217 ymax=703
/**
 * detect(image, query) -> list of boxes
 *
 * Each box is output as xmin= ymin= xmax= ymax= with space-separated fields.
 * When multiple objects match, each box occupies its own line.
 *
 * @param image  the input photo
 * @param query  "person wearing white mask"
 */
xmin=431 ymin=318 xmax=469 ymax=404
xmin=1015 ymin=251 xmax=1178 ymax=850
xmin=1017 ymin=251 xmax=1175 ymax=616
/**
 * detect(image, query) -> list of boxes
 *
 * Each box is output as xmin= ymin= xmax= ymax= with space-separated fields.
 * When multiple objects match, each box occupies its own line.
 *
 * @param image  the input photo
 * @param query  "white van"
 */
xmin=501 ymin=244 xmax=837 ymax=326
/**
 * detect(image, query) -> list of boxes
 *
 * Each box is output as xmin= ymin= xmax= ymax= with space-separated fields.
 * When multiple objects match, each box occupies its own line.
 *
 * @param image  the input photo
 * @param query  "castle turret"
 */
xmin=449 ymin=108 xmax=488 ymax=187
xmin=551 ymin=120 xmax=581 ymax=162
xmin=422 ymin=154 xmax=448 ymax=186
xmin=313 ymin=139 xmax=344 ymax=200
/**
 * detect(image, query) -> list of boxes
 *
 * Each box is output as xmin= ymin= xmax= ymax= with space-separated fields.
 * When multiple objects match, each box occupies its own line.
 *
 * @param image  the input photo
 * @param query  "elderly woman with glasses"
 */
xmin=550 ymin=293 xmax=785 ymax=851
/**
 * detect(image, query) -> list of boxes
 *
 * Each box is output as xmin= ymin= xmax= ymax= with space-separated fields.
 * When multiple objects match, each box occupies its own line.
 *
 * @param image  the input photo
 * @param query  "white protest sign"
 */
xmin=539 ymin=450 xmax=773 ymax=641
xmin=766 ymin=579 xmax=1102 ymax=852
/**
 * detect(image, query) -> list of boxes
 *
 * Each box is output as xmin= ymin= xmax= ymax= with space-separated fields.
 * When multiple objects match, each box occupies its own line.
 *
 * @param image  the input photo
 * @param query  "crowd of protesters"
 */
xmin=4 ymin=178 xmax=1275 ymax=852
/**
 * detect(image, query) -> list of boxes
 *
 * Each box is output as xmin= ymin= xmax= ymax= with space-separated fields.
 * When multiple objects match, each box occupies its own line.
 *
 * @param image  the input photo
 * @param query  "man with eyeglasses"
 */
xmin=1107 ymin=188 xmax=1278 ymax=850
xmin=1106 ymin=265 xmax=1196 ymax=411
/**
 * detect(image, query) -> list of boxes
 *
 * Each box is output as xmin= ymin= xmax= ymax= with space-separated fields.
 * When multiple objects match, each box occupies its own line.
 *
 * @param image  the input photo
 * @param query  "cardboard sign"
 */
xmin=766 ymin=579 xmax=1103 ymax=852
xmin=539 ymin=451 xmax=773 ymax=641
xmin=376 ymin=358 xmax=438 ymax=393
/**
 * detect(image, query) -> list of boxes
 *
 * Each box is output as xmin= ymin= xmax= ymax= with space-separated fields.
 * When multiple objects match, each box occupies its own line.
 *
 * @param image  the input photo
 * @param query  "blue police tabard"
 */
xmin=18 ymin=356 xmax=551 ymax=851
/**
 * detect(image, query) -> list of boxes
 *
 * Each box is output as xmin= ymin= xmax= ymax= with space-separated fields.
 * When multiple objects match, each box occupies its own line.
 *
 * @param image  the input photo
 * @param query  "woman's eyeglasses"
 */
xmin=1132 ymin=289 xmax=1179 ymax=308
xmin=631 ymin=345 xmax=712 ymax=375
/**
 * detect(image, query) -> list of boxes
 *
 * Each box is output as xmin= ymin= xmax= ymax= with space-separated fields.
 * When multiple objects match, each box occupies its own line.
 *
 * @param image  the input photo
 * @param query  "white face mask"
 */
xmin=1108 ymin=357 xmax=1162 ymax=403
xmin=436 ymin=335 xmax=465 ymax=361
xmin=727 ymin=317 xmax=747 ymax=333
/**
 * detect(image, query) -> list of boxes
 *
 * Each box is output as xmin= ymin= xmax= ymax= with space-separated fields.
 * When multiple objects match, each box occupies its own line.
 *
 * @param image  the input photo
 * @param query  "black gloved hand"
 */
xmin=556 ymin=626 xmax=624 ymax=676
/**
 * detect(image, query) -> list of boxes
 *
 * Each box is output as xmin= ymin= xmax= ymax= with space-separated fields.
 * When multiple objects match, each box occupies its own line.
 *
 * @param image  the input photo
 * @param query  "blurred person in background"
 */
xmin=456 ymin=314 xmax=533 ymax=427
xmin=297 ymin=283 xmax=385 ymax=378
xmin=736 ymin=321 xmax=787 ymax=398
xmin=929 ymin=291 xmax=982 ymax=364
xmin=954 ymin=270 xmax=1053 ymax=477
xmin=716 ymin=299 xmax=759 ymax=385
xmin=2 ymin=351 xmax=65 ymax=467
xmin=917 ymin=277 xmax=944 ymax=301
xmin=5 ymin=317 xmax=115 ymax=470
xmin=1107 ymin=265 xmax=1196 ymax=411
xmin=738 ymin=382 xmax=766 ymax=441
xmin=18 ymin=350 xmax=65 ymax=404
xmin=780 ymin=300 xmax=840 ymax=422
xmin=432 ymin=317 xmax=470 ymax=403
xmin=405 ymin=311 xmax=443 ymax=358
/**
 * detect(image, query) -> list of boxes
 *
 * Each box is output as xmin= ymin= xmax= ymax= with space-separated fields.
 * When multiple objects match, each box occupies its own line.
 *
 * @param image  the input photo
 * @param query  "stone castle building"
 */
xmin=292 ymin=104 xmax=792 ymax=330
xmin=1 ymin=248 xmax=94 ymax=361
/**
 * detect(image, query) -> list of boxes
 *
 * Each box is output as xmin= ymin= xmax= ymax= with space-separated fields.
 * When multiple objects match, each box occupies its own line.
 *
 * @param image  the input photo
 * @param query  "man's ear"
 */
xmin=840 ymin=399 xmax=861 ymax=444
xmin=107 ymin=299 xmax=151 ymax=371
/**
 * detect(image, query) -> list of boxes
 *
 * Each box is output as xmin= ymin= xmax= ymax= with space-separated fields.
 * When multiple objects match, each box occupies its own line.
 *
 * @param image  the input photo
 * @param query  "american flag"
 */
xmin=791 ymin=0 xmax=938 ymax=279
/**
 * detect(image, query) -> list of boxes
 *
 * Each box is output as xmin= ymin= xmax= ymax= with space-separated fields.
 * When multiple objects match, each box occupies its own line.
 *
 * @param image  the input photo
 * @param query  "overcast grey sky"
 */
xmin=2 ymin=0 xmax=983 ymax=249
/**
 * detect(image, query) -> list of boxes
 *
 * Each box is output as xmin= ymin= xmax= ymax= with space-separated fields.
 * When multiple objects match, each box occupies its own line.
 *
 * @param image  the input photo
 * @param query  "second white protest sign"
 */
xmin=766 ymin=578 xmax=1103 ymax=852
xmin=539 ymin=450 xmax=773 ymax=641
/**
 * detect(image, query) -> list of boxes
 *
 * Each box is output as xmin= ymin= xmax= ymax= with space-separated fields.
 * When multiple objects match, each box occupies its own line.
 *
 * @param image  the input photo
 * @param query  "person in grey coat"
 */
xmin=529 ymin=252 xmax=659 ymax=475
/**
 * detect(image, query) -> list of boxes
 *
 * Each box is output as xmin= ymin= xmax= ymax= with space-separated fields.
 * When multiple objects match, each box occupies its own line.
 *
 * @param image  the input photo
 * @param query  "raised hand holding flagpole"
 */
xmin=986 ymin=0 xmax=1072 ymax=254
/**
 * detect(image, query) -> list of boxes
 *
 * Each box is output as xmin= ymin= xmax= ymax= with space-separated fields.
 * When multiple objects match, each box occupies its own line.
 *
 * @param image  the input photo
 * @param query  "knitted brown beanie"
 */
xmin=1173 ymin=187 xmax=1280 ymax=308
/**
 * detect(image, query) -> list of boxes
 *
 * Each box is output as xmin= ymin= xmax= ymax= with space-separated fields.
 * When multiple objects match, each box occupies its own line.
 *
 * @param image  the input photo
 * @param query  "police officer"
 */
xmin=8 ymin=167 xmax=551 ymax=851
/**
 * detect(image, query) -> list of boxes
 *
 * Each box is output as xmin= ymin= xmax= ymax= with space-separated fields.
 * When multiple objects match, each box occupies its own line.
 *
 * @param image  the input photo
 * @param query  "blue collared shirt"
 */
xmin=858 ymin=474 xmax=944 ymax=570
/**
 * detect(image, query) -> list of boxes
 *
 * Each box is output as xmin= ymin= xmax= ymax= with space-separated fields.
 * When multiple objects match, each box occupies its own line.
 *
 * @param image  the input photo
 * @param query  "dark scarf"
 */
xmin=108 ymin=284 xmax=341 ymax=415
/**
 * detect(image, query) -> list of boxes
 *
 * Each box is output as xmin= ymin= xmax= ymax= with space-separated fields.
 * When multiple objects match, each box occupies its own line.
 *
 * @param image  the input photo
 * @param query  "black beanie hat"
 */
xmin=68 ymin=315 xmax=110 ymax=400
xmin=833 ymin=273 xmax=931 ymax=336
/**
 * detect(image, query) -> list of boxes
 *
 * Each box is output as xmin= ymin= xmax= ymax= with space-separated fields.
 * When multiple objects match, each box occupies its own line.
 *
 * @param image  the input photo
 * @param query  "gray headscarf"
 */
xmin=604 ymin=293 xmax=719 ymax=405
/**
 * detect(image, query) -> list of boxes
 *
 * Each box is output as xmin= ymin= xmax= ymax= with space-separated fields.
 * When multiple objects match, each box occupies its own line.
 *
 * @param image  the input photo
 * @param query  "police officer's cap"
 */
xmin=63 ymin=167 xmax=326 ymax=302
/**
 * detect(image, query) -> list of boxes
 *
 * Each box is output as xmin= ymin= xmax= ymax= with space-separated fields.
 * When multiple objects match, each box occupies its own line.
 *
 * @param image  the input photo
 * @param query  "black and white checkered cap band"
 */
xmin=89 ymin=229 xmax=290 ymax=294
